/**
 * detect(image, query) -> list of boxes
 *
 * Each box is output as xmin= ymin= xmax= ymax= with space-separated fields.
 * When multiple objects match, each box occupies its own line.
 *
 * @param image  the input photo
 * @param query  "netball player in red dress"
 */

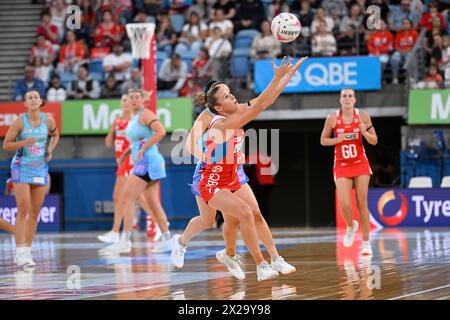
xmin=192 ymin=57 xmax=307 ymax=280
xmin=320 ymin=88 xmax=378 ymax=255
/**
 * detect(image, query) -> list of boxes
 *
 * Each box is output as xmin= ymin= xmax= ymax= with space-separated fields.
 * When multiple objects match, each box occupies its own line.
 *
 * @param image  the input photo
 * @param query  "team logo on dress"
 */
xmin=377 ymin=190 xmax=408 ymax=226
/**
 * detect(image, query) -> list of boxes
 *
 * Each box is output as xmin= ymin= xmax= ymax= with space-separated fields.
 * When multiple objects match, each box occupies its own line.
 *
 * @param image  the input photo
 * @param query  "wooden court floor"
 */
xmin=1 ymin=228 xmax=450 ymax=300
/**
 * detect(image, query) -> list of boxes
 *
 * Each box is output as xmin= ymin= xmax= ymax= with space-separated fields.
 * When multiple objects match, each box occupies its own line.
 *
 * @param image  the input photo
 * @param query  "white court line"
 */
xmin=389 ymin=284 xmax=450 ymax=300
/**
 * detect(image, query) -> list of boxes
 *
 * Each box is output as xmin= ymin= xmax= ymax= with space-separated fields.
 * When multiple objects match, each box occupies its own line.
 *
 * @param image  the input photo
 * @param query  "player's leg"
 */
xmin=105 ymin=175 xmax=148 ymax=253
xmin=171 ymin=196 xmax=216 ymax=268
xmin=142 ymin=181 xmax=173 ymax=252
xmin=233 ymin=183 xmax=296 ymax=274
xmin=0 ymin=218 xmax=15 ymax=234
xmin=208 ymin=190 xmax=279 ymax=281
xmin=354 ymin=174 xmax=372 ymax=255
xmin=25 ymin=184 xmax=48 ymax=246
xmin=335 ymin=177 xmax=359 ymax=247
xmin=12 ymin=183 xmax=32 ymax=267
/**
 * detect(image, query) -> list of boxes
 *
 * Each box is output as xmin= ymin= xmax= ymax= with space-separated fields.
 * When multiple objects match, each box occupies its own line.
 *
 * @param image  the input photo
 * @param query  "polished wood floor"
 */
xmin=1 ymin=228 xmax=450 ymax=300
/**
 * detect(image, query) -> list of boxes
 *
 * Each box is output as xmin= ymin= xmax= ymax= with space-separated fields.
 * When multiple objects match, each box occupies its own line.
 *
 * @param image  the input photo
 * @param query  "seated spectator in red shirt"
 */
xmin=93 ymin=10 xmax=124 ymax=49
xmin=36 ymin=11 xmax=59 ymax=45
xmin=95 ymin=0 xmax=133 ymax=24
xmin=191 ymin=47 xmax=212 ymax=83
xmin=57 ymin=31 xmax=87 ymax=74
xmin=390 ymin=19 xmax=419 ymax=84
xmin=419 ymin=3 xmax=447 ymax=32
xmin=415 ymin=64 xmax=444 ymax=89
xmin=29 ymin=35 xmax=54 ymax=66
xmin=367 ymin=20 xmax=394 ymax=74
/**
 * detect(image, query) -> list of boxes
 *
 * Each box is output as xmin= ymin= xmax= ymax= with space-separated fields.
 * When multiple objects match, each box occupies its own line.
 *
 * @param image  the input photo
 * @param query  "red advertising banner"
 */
xmin=0 ymin=102 xmax=62 ymax=137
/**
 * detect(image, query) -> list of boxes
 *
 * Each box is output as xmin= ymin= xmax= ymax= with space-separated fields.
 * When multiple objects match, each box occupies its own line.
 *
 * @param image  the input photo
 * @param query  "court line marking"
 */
xmin=389 ymin=284 xmax=450 ymax=300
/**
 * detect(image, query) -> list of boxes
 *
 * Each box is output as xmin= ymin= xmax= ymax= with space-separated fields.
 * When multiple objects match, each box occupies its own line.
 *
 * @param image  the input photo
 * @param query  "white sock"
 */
xmin=121 ymin=231 xmax=131 ymax=242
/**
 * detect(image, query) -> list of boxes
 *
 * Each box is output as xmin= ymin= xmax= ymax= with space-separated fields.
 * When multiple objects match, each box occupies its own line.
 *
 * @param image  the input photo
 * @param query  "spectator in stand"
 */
xmin=251 ymin=20 xmax=281 ymax=60
xmin=191 ymin=47 xmax=212 ymax=85
xmin=50 ymin=0 xmax=67 ymax=43
xmin=175 ymin=12 xmax=208 ymax=54
xmin=103 ymin=43 xmax=133 ymax=82
xmin=133 ymin=9 xmax=153 ymax=23
xmin=389 ymin=0 xmax=421 ymax=31
xmin=157 ymin=53 xmax=187 ymax=93
xmin=266 ymin=0 xmax=290 ymax=21
xmin=339 ymin=4 xmax=363 ymax=35
xmin=426 ymin=17 xmax=448 ymax=47
xmin=311 ymin=7 xmax=334 ymax=35
xmin=390 ymin=19 xmax=419 ymax=84
xmin=155 ymin=12 xmax=177 ymax=55
xmin=36 ymin=11 xmax=59 ymax=46
xmin=311 ymin=21 xmax=337 ymax=56
xmin=234 ymin=0 xmax=266 ymax=33
xmin=367 ymin=20 xmax=394 ymax=77
xmin=67 ymin=64 xmax=101 ymax=99
xmin=443 ymin=35 xmax=450 ymax=88
xmin=212 ymin=0 xmax=236 ymax=20
xmin=187 ymin=0 xmax=209 ymax=22
xmin=420 ymin=2 xmax=447 ymax=32
xmin=93 ymin=10 xmax=125 ymax=49
xmin=209 ymin=8 xmax=234 ymax=38
xmin=205 ymin=27 xmax=232 ymax=58
xmin=95 ymin=0 xmax=133 ymax=24
xmin=295 ymin=0 xmax=315 ymax=38
xmin=57 ymin=31 xmax=87 ymax=74
xmin=101 ymin=74 xmax=122 ymax=98
xmin=29 ymin=35 xmax=54 ymax=67
xmin=121 ymin=67 xmax=142 ymax=94
xmin=337 ymin=24 xmax=365 ymax=56
xmin=78 ymin=0 xmax=96 ymax=29
xmin=13 ymin=65 xmax=46 ymax=101
xmin=141 ymin=0 xmax=162 ymax=17
xmin=323 ymin=0 xmax=347 ymax=31
xmin=415 ymin=64 xmax=444 ymax=89
xmin=46 ymin=74 xmax=67 ymax=102
xmin=33 ymin=57 xmax=52 ymax=84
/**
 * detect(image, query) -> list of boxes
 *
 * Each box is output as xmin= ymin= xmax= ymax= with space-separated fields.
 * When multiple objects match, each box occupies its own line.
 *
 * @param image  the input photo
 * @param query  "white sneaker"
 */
xmin=98 ymin=231 xmax=119 ymax=243
xmin=104 ymin=240 xmax=131 ymax=254
xmin=171 ymin=234 xmax=187 ymax=268
xmin=23 ymin=247 xmax=35 ymax=267
xmin=343 ymin=220 xmax=359 ymax=247
xmin=152 ymin=238 xmax=173 ymax=253
xmin=216 ymin=249 xmax=245 ymax=280
xmin=256 ymin=261 xmax=279 ymax=281
xmin=361 ymin=241 xmax=373 ymax=256
xmin=14 ymin=247 xmax=28 ymax=267
xmin=271 ymin=256 xmax=296 ymax=275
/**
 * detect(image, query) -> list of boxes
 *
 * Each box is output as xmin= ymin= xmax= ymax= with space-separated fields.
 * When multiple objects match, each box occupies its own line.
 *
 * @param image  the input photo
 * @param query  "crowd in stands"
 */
xmin=13 ymin=0 xmax=450 ymax=102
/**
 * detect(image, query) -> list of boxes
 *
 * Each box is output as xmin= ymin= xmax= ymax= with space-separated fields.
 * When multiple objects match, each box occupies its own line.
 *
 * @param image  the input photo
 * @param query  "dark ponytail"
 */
xmin=194 ymin=80 xmax=223 ymax=115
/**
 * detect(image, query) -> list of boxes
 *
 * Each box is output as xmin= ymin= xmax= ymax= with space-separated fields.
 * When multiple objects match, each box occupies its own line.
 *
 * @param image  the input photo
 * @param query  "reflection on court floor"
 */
xmin=1 ymin=228 xmax=450 ymax=300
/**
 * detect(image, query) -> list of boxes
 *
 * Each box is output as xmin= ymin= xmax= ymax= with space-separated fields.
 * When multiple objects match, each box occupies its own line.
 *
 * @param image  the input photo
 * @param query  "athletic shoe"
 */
xmin=271 ymin=256 xmax=296 ymax=275
xmin=152 ymin=238 xmax=173 ymax=253
xmin=343 ymin=220 xmax=359 ymax=247
xmin=14 ymin=247 xmax=35 ymax=268
xmin=104 ymin=240 xmax=131 ymax=254
xmin=171 ymin=234 xmax=187 ymax=268
xmin=216 ymin=249 xmax=245 ymax=280
xmin=98 ymin=231 xmax=119 ymax=244
xmin=153 ymin=224 xmax=162 ymax=242
xmin=23 ymin=247 xmax=35 ymax=267
xmin=361 ymin=241 xmax=373 ymax=256
xmin=256 ymin=261 xmax=279 ymax=281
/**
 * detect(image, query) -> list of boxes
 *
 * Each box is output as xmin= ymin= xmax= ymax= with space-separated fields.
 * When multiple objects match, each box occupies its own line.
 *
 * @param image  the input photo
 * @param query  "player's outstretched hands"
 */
xmin=271 ymin=56 xmax=294 ymax=79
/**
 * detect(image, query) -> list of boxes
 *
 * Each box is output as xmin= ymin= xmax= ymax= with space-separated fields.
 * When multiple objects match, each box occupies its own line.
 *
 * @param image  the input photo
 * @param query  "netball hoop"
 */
xmin=126 ymin=23 xmax=157 ymax=112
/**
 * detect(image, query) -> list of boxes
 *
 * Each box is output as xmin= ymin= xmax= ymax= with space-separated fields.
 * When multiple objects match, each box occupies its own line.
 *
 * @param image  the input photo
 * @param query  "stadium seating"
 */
xmin=408 ymin=176 xmax=433 ymax=188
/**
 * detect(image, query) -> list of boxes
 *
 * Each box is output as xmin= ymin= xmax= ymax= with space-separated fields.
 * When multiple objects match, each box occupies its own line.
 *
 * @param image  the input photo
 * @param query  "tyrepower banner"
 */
xmin=61 ymin=98 xmax=193 ymax=134
xmin=408 ymin=89 xmax=450 ymax=124
xmin=336 ymin=188 xmax=450 ymax=229
xmin=0 ymin=194 xmax=61 ymax=231
xmin=254 ymin=56 xmax=381 ymax=94
xmin=0 ymin=102 xmax=62 ymax=137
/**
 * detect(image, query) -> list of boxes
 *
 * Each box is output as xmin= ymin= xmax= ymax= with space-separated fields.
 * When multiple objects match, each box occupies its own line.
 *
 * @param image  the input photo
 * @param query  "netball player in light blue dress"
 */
xmin=2 ymin=89 xmax=59 ymax=268
xmin=104 ymin=89 xmax=172 ymax=254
